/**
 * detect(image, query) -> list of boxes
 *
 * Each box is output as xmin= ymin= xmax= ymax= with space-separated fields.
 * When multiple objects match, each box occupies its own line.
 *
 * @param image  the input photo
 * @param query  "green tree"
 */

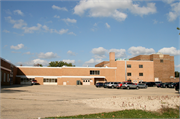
xmin=175 ymin=71 xmax=179 ymax=78
xmin=48 ymin=61 xmax=75 ymax=67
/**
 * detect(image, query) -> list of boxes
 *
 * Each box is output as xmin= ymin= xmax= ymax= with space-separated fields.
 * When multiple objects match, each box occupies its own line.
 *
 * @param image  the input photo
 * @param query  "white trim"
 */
xmin=16 ymin=75 xmax=106 ymax=79
xmin=0 ymin=66 xmax=11 ymax=72
xmin=43 ymin=82 xmax=57 ymax=85
xmin=17 ymin=66 xmax=117 ymax=69
xmin=117 ymin=60 xmax=153 ymax=62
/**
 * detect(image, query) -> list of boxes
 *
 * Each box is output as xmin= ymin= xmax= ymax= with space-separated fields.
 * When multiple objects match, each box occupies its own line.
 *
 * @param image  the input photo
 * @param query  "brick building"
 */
xmin=0 ymin=52 xmax=178 ymax=86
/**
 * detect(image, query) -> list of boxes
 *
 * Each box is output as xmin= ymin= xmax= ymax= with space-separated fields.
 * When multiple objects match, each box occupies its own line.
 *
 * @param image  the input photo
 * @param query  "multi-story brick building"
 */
xmin=0 ymin=52 xmax=178 ymax=86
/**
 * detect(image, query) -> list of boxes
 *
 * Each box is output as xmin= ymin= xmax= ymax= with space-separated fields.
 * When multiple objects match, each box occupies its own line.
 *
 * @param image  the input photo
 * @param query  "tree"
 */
xmin=175 ymin=71 xmax=179 ymax=78
xmin=48 ymin=61 xmax=75 ymax=67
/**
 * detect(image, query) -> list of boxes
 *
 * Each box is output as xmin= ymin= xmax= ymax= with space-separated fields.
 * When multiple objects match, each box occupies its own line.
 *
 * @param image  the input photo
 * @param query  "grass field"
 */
xmin=47 ymin=106 xmax=179 ymax=118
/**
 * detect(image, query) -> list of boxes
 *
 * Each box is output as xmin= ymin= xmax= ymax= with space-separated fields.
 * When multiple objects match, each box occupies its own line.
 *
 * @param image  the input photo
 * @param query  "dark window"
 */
xmin=160 ymin=59 xmax=163 ymax=63
xmin=90 ymin=70 xmax=100 ymax=75
xmin=127 ymin=73 xmax=131 ymax=76
xmin=139 ymin=65 xmax=143 ymax=68
xmin=139 ymin=73 xmax=143 ymax=76
xmin=127 ymin=64 xmax=131 ymax=68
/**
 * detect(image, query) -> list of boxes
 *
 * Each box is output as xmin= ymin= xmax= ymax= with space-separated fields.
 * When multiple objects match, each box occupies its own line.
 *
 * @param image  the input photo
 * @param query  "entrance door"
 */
xmin=83 ymin=79 xmax=90 ymax=85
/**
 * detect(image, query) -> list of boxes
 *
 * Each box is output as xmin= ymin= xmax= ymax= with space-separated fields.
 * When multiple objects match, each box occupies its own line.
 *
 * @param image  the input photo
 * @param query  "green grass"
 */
xmin=46 ymin=106 xmax=179 ymax=118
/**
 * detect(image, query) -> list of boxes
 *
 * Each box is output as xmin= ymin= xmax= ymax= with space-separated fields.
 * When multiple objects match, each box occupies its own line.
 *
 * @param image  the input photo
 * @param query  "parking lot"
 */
xmin=1 ymin=85 xmax=179 ymax=119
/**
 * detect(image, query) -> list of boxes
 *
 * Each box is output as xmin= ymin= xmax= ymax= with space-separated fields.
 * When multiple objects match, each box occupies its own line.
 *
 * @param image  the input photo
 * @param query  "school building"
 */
xmin=0 ymin=52 xmax=178 ymax=86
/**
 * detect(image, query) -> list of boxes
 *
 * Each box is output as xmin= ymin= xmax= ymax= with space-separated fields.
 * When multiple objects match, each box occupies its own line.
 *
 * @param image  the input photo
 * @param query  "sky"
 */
xmin=1 ymin=0 xmax=180 ymax=71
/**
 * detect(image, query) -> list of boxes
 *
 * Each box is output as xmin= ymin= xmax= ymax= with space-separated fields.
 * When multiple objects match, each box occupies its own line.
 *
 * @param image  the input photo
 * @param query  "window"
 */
xmin=1 ymin=71 xmax=2 ymax=82
xmin=7 ymin=74 xmax=9 ymax=82
xmin=160 ymin=59 xmax=163 ymax=63
xmin=139 ymin=73 xmax=143 ymax=76
xmin=127 ymin=64 xmax=131 ymax=68
xmin=90 ymin=70 xmax=100 ymax=75
xmin=127 ymin=73 xmax=131 ymax=76
xmin=139 ymin=65 xmax=143 ymax=68
xmin=4 ymin=73 xmax=6 ymax=82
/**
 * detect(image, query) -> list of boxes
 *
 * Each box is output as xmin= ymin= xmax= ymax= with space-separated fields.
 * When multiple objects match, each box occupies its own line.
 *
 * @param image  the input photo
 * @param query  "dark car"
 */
xmin=167 ymin=82 xmax=177 ymax=88
xmin=95 ymin=83 xmax=104 ymax=88
xmin=175 ymin=82 xmax=179 ymax=92
xmin=157 ymin=83 xmax=163 ymax=88
xmin=160 ymin=82 xmax=172 ymax=88
xmin=155 ymin=81 xmax=162 ymax=86
xmin=145 ymin=82 xmax=156 ymax=87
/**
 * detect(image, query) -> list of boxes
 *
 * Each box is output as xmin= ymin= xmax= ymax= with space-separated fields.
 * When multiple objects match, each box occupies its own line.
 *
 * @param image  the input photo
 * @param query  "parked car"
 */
xmin=116 ymin=82 xmax=123 ymax=89
xmin=155 ymin=81 xmax=162 ymax=86
xmin=145 ymin=82 xmax=156 ymax=87
xmin=160 ymin=82 xmax=172 ymax=88
xmin=167 ymin=82 xmax=176 ymax=88
xmin=107 ymin=82 xmax=118 ymax=88
xmin=157 ymin=83 xmax=163 ymax=88
xmin=31 ymin=79 xmax=37 ymax=85
xmin=121 ymin=82 xmax=139 ymax=90
xmin=137 ymin=83 xmax=147 ymax=89
xmin=175 ymin=82 xmax=179 ymax=92
xmin=95 ymin=83 xmax=104 ymax=87
xmin=103 ymin=82 xmax=109 ymax=88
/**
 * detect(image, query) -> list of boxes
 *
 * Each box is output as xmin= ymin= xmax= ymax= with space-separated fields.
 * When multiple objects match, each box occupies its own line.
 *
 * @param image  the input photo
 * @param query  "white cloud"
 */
xmin=52 ymin=5 xmax=68 ymax=11
xmin=158 ymin=47 xmax=180 ymax=56
xmin=17 ymin=59 xmax=49 ymax=66
xmin=54 ymin=29 xmax=68 ymax=35
xmin=74 ymin=0 xmax=156 ymax=21
xmin=67 ymin=50 xmax=76 ymax=56
xmin=163 ymin=0 xmax=175 ymax=4
xmin=14 ymin=10 xmax=24 ymax=16
xmin=62 ymin=18 xmax=77 ymax=23
xmin=5 ymin=16 xmax=27 ymax=29
xmin=84 ymin=58 xmax=103 ymax=67
xmin=63 ymin=59 xmax=75 ymax=64
xmin=3 ymin=30 xmax=10 ymax=33
xmin=42 ymin=25 xmax=49 ymax=31
xmin=38 ymin=52 xmax=58 ymax=59
xmin=68 ymin=32 xmax=76 ymax=36
xmin=105 ymin=23 xmax=110 ymax=28
xmin=22 ymin=23 xmax=42 ymax=33
xmin=128 ymin=46 xmax=156 ymax=57
xmin=167 ymin=2 xmax=180 ymax=21
xmin=109 ymin=49 xmax=126 ymax=58
xmin=24 ymin=52 xmax=33 ymax=55
xmin=175 ymin=64 xmax=180 ymax=68
xmin=10 ymin=44 xmax=24 ymax=50
xmin=153 ymin=19 xmax=158 ymax=24
xmin=54 ymin=15 xmax=60 ymax=18
xmin=92 ymin=47 xmax=108 ymax=59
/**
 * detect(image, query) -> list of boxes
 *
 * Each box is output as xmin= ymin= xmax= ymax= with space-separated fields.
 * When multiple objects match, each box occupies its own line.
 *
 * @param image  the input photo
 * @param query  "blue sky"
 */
xmin=1 ymin=0 xmax=180 ymax=71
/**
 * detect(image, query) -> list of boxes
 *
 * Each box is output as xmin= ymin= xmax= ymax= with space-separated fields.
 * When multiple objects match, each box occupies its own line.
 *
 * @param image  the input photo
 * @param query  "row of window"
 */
xmin=127 ymin=73 xmax=143 ymax=76
xmin=127 ymin=64 xmax=143 ymax=68
xmin=43 ymin=79 xmax=57 ymax=82
xmin=1 ymin=71 xmax=10 ymax=82
xmin=90 ymin=70 xmax=100 ymax=75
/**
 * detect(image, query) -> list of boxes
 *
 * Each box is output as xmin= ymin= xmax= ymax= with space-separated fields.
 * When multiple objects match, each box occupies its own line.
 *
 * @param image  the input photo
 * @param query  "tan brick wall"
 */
xmin=35 ymin=77 xmax=43 ymax=85
xmin=116 ymin=61 xmax=154 ymax=82
xmin=17 ymin=67 xmax=62 ymax=76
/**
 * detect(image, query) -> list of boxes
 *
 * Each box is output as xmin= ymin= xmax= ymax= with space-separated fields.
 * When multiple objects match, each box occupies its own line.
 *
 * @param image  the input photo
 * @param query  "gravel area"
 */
xmin=72 ymin=95 xmax=180 ymax=111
